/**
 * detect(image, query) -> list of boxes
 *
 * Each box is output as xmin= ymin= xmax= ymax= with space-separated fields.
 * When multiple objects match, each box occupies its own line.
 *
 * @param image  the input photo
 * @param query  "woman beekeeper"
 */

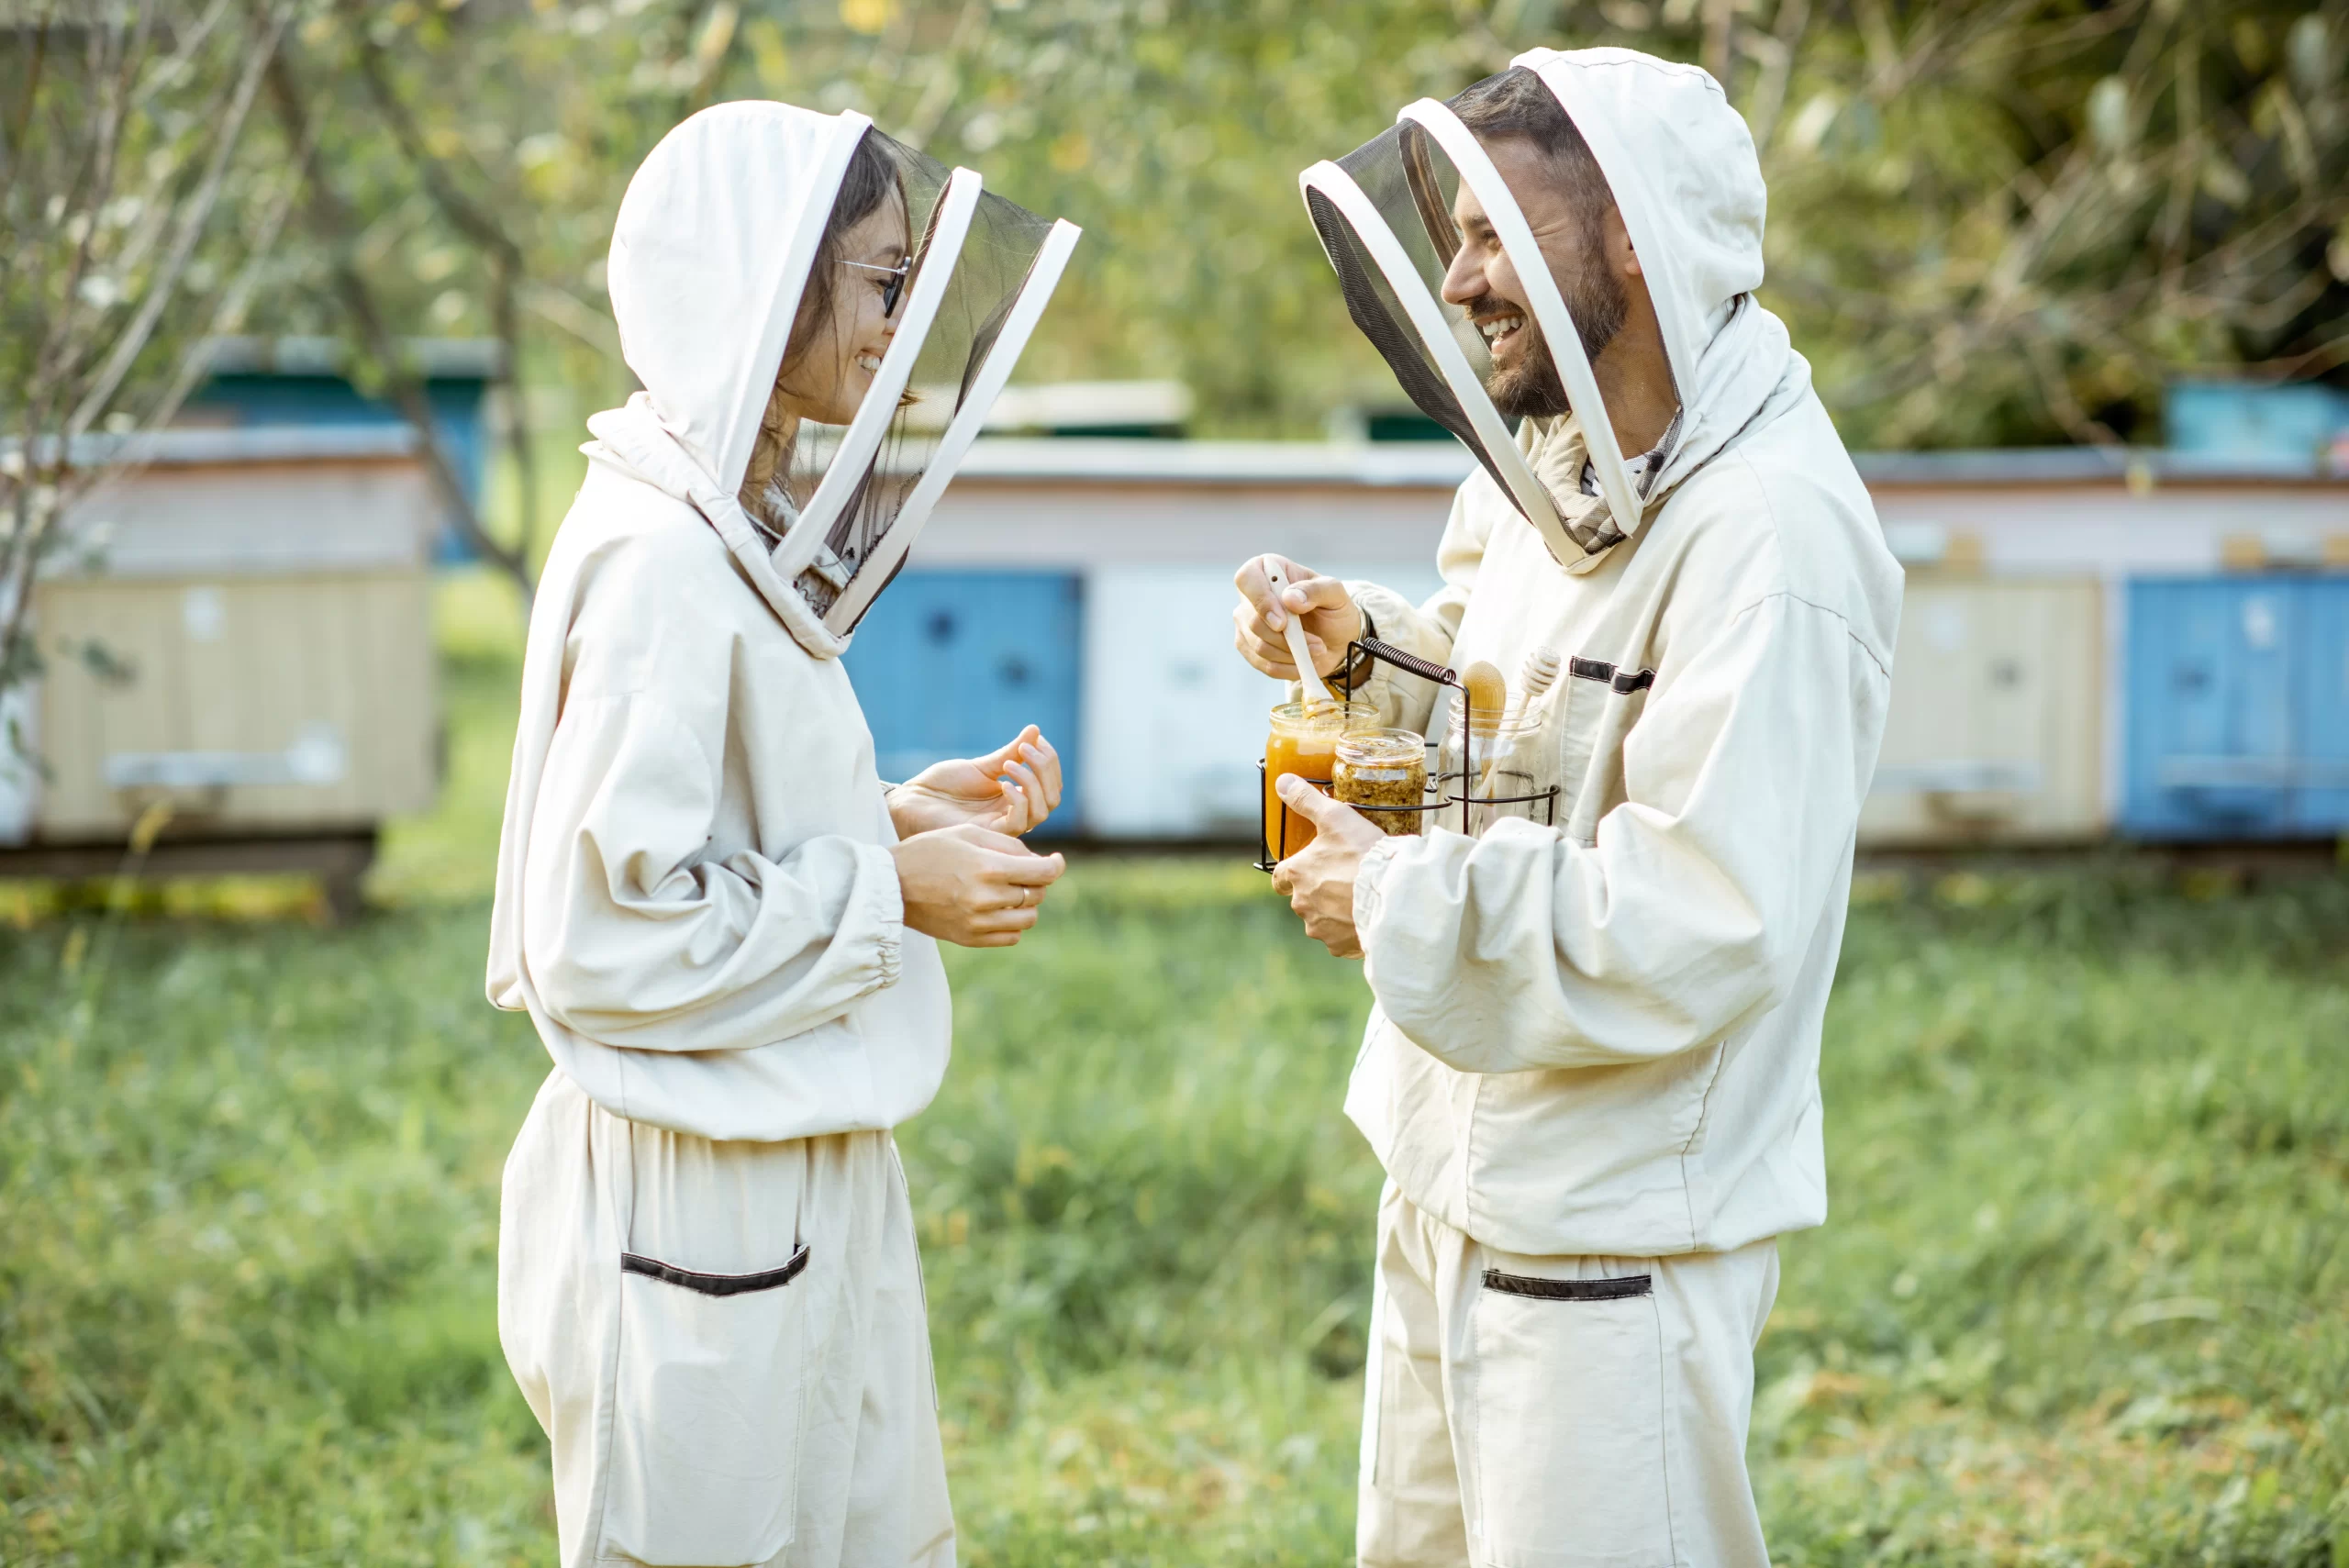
xmin=487 ymin=102 xmax=1080 ymax=1568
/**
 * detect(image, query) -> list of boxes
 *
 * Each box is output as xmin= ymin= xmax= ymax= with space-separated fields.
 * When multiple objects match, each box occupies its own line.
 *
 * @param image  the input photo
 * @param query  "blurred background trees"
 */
xmin=1747 ymin=0 xmax=2349 ymax=449
xmin=0 ymin=3 xmax=294 ymax=724
xmin=13 ymin=0 xmax=2349 ymax=482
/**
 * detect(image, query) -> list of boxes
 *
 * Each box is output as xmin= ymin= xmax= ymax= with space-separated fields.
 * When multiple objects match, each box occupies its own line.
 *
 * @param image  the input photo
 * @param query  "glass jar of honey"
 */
xmin=1332 ymin=728 xmax=1429 ymax=836
xmin=1264 ymin=698 xmax=1373 ymax=861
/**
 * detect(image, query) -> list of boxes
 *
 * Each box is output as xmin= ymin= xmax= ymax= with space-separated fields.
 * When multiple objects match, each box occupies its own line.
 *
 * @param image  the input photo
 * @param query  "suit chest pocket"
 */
xmin=1531 ymin=655 xmax=1655 ymax=845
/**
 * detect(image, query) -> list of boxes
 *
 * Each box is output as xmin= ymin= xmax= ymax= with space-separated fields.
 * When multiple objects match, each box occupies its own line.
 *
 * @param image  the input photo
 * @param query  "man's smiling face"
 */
xmin=1440 ymin=135 xmax=1627 ymax=422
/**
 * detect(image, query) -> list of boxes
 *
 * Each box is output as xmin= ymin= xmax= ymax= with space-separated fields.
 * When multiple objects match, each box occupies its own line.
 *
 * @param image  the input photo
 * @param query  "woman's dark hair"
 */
xmin=781 ymin=129 xmax=906 ymax=376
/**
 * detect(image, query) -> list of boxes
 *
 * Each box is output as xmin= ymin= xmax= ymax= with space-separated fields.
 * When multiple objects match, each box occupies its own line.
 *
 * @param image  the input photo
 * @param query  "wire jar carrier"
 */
xmin=1256 ymin=637 xmax=1559 ymax=871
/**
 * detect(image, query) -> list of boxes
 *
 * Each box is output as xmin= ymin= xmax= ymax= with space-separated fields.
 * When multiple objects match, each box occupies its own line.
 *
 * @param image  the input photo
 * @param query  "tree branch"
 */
xmin=67 ymin=4 xmax=284 ymax=438
xmin=343 ymin=7 xmax=544 ymax=568
xmin=262 ymin=43 xmax=534 ymax=606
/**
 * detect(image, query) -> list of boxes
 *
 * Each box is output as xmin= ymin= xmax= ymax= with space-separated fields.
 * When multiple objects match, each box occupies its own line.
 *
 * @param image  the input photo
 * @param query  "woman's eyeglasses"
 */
xmin=841 ymin=256 xmax=912 ymax=317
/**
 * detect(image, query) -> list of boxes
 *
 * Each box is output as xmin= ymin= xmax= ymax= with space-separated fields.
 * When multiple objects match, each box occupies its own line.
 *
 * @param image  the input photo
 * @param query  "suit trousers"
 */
xmin=1357 ymin=1182 xmax=1779 ymax=1568
xmin=499 ymin=1071 xmax=954 ymax=1568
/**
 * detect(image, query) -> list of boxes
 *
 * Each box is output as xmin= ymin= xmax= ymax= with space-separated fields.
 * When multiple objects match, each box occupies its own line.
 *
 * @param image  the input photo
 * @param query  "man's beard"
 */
xmin=1481 ymin=260 xmax=1629 ymax=422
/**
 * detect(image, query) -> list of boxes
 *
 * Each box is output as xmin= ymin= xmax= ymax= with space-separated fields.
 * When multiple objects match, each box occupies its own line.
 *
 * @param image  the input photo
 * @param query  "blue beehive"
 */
xmin=2123 ymin=577 xmax=2349 ymax=839
xmin=2165 ymin=381 xmax=2349 ymax=471
xmin=841 ymin=570 xmax=1084 ymax=837
xmin=181 ymin=337 xmax=495 ymax=562
xmin=2302 ymin=583 xmax=2349 ymax=830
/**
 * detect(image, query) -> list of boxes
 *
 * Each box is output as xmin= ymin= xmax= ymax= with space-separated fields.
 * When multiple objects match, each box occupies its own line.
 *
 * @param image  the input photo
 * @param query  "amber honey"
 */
xmin=1264 ymin=699 xmax=1371 ymax=860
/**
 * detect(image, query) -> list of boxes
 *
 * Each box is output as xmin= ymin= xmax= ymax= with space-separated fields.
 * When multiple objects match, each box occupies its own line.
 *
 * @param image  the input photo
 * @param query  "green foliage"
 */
xmin=1756 ymin=872 xmax=2349 ymax=1564
xmin=1751 ymin=0 xmax=2349 ymax=448
xmin=0 ymin=7 xmax=290 ymax=440
xmin=264 ymin=0 xmax=2348 ymax=446
xmin=3 ymin=851 xmax=2346 ymax=1562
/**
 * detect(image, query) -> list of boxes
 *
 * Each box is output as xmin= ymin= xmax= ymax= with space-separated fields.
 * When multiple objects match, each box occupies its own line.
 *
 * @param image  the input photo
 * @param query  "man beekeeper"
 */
xmin=1234 ymin=51 xmax=1902 ymax=1568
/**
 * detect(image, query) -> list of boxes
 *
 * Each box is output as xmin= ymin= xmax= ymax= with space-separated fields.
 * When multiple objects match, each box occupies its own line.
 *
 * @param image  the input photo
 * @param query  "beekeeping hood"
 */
xmin=1299 ymin=48 xmax=1798 ymax=573
xmin=585 ymin=101 xmax=1081 ymax=656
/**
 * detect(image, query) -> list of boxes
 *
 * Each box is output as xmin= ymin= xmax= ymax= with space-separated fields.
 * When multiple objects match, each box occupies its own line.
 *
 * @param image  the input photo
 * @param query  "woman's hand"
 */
xmin=890 ymin=823 xmax=1066 ymax=948
xmin=888 ymin=725 xmax=1063 ymax=838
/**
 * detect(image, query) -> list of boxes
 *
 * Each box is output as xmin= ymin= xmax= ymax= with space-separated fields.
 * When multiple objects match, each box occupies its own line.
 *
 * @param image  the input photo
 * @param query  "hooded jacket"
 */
xmin=1333 ymin=50 xmax=1904 ymax=1257
xmin=484 ymin=102 xmax=952 ymax=1143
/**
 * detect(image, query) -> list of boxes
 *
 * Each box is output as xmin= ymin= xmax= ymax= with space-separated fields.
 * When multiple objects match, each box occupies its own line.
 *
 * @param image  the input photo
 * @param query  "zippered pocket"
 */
xmin=597 ymin=1245 xmax=811 ymax=1565
xmin=1481 ymin=1267 xmax=1651 ymax=1302
xmin=1469 ymin=1257 xmax=1671 ymax=1567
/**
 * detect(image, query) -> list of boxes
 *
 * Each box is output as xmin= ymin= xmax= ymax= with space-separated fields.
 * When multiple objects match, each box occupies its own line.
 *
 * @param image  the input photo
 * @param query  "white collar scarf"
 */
xmin=1581 ymin=406 xmax=1683 ymax=501
xmin=583 ymin=392 xmax=855 ymax=660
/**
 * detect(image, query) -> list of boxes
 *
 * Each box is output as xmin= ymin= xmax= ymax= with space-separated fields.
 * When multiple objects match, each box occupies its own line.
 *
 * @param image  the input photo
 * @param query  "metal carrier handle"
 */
xmin=1254 ymin=638 xmax=1558 ymax=872
xmin=1350 ymin=635 xmax=1456 ymax=690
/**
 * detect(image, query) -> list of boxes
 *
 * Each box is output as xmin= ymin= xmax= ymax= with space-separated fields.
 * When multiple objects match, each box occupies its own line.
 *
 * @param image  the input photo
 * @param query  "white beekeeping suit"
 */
xmin=487 ymin=101 xmax=1076 ymax=1568
xmin=1293 ymin=50 xmax=1903 ymax=1568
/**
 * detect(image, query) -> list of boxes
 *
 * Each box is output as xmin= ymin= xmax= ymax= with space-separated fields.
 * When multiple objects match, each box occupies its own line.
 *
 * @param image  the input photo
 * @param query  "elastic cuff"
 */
xmin=863 ymin=840 xmax=906 ymax=986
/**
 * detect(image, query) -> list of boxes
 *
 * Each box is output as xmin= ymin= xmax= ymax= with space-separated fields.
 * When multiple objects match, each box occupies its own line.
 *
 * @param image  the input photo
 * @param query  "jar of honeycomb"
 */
xmin=1332 ymin=728 xmax=1429 ymax=836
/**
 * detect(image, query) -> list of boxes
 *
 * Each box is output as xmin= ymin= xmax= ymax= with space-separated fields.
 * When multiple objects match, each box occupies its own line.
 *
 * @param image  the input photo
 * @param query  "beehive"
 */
xmin=4 ymin=427 xmax=440 ymax=861
xmin=1862 ymin=579 xmax=2106 ymax=847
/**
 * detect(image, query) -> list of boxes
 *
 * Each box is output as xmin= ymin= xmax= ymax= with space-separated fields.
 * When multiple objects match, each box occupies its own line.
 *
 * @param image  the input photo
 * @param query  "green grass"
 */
xmin=2 ymin=573 xmax=2346 ymax=1565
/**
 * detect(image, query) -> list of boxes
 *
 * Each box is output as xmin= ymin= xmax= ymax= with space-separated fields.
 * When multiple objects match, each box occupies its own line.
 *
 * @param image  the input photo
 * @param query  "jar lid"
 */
xmin=1337 ymin=728 xmax=1425 ymax=764
xmin=1270 ymin=697 xmax=1375 ymax=734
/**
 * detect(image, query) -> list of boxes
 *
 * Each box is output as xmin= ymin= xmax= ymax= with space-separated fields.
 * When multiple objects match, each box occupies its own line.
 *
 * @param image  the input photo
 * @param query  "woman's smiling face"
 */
xmin=776 ymin=193 xmax=911 ymax=427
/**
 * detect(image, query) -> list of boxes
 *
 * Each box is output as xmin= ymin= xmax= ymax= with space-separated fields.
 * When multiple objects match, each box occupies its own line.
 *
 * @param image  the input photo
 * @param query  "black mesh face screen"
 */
xmin=1306 ymin=125 xmax=1541 ymax=514
xmin=1333 ymin=121 xmax=1489 ymax=354
xmin=1305 ymin=186 xmax=1516 ymax=506
xmin=1397 ymin=122 xmax=1461 ymax=268
xmin=1306 ymin=123 xmax=1540 ymax=519
xmin=776 ymin=128 xmax=1058 ymax=632
xmin=948 ymin=190 xmax=1054 ymax=417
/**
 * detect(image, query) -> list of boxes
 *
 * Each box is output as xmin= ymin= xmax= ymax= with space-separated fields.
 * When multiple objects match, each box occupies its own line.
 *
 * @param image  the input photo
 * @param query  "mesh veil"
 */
xmin=1304 ymin=123 xmax=1522 ymax=506
xmin=773 ymin=128 xmax=1063 ymax=636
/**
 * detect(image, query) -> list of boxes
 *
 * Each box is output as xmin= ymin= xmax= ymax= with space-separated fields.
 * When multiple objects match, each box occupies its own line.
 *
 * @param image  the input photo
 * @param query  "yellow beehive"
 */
xmin=2 ymin=428 xmax=442 ymax=895
xmin=1861 ymin=578 xmax=2106 ymax=847
xmin=33 ymin=570 xmax=436 ymax=840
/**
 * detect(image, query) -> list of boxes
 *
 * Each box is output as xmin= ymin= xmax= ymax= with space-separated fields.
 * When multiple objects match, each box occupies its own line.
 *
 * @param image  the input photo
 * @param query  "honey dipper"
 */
xmin=1461 ymin=660 xmax=1508 ymax=734
xmin=1259 ymin=557 xmax=1323 ymax=688
xmin=1501 ymin=647 xmax=1563 ymax=731
xmin=1462 ymin=660 xmax=1508 ymax=795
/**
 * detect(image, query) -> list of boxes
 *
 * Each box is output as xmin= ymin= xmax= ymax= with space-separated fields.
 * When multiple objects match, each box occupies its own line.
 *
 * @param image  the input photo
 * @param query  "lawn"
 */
xmin=1 ymin=573 xmax=2344 ymax=1566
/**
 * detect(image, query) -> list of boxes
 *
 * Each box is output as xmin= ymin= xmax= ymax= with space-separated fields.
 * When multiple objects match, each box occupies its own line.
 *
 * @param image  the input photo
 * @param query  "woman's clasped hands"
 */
xmin=887 ymin=724 xmax=1062 ymax=837
xmin=887 ymin=725 xmax=1067 ymax=948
